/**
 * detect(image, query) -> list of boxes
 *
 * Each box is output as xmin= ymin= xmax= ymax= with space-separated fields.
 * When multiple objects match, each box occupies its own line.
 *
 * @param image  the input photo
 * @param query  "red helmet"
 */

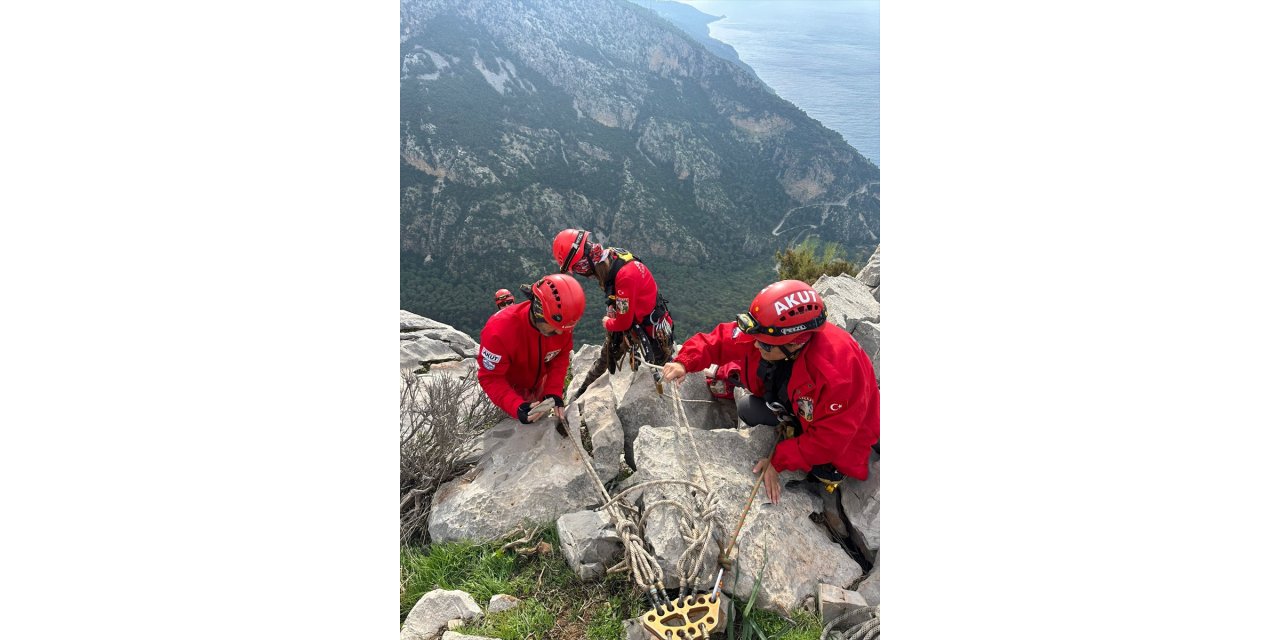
xmin=737 ymin=280 xmax=826 ymax=345
xmin=530 ymin=274 xmax=586 ymax=331
xmin=553 ymin=228 xmax=591 ymax=273
xmin=494 ymin=288 xmax=514 ymax=308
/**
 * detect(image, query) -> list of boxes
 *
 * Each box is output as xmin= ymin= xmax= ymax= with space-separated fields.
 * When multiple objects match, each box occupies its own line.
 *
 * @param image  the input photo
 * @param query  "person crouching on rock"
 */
xmin=477 ymin=274 xmax=585 ymax=424
xmin=659 ymin=280 xmax=879 ymax=528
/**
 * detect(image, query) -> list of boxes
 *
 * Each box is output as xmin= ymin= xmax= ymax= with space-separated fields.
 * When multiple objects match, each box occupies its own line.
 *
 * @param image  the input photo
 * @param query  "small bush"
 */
xmin=400 ymin=370 xmax=507 ymax=545
xmin=775 ymin=238 xmax=860 ymax=284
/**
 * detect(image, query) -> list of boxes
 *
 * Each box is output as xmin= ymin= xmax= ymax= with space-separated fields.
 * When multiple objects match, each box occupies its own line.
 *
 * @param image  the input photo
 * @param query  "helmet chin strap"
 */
xmin=778 ymin=342 xmax=805 ymax=360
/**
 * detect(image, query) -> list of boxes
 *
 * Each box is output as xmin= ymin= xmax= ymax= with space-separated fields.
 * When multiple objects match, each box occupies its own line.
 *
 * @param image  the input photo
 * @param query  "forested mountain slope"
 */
xmin=400 ymin=0 xmax=879 ymax=343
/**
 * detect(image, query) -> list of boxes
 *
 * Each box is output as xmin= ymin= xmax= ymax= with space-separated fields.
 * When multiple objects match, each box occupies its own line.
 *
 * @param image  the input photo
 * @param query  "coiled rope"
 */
xmin=561 ymin=363 xmax=725 ymax=609
xmin=819 ymin=605 xmax=880 ymax=640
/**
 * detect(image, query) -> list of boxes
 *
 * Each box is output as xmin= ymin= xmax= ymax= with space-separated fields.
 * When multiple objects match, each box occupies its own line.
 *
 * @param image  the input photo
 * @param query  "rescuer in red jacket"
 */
xmin=477 ymin=274 xmax=586 ymax=424
xmin=661 ymin=280 xmax=880 ymax=511
xmin=554 ymin=229 xmax=675 ymax=394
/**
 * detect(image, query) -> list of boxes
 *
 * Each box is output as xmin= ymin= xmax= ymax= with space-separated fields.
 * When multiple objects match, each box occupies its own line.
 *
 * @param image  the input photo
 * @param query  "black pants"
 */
xmin=736 ymin=394 xmax=845 ymax=484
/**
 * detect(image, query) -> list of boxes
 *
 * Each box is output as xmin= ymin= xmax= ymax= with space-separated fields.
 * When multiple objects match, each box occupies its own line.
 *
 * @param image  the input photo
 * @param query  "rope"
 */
xmin=636 ymin=360 xmax=723 ymax=595
xmin=560 ymin=356 xmax=754 ymax=612
xmin=819 ymin=605 xmax=880 ymax=640
xmin=560 ymin=397 xmax=668 ymax=599
xmin=718 ymin=460 xmax=767 ymax=567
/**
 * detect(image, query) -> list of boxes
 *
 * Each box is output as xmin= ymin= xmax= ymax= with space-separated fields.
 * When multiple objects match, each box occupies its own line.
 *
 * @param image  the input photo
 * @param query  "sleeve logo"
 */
xmin=481 ymin=347 xmax=502 ymax=371
xmin=797 ymin=397 xmax=814 ymax=422
xmin=544 ymin=349 xmax=562 ymax=362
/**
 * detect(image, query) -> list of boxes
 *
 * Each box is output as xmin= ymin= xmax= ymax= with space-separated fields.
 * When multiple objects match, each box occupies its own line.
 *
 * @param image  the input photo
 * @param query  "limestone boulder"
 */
xmin=850 ymin=321 xmax=880 ymax=381
xmin=556 ymin=509 xmax=623 ymax=581
xmin=487 ymin=594 xmax=520 ymax=614
xmin=428 ymin=418 xmax=603 ymax=542
xmin=569 ymin=343 xmax=602 ymax=387
xmin=857 ymin=552 xmax=879 ymax=606
xmin=615 ymin=372 xmax=738 ymax=468
xmin=401 ymin=589 xmax=482 ymax=640
xmin=401 ymin=336 xmax=462 ymax=371
xmin=400 ymin=311 xmax=479 ymax=372
xmin=623 ymin=617 xmax=649 ymax=640
xmin=812 ymin=274 xmax=880 ymax=331
xmin=839 ymin=455 xmax=880 ymax=560
xmin=854 ymin=245 xmax=880 ymax=289
xmin=418 ymin=358 xmax=479 ymax=384
xmin=568 ymin=374 xmax=624 ymax=482
xmin=622 ymin=426 xmax=862 ymax=613
xmin=401 ymin=311 xmax=478 ymax=355
xmin=817 ymin=583 xmax=868 ymax=627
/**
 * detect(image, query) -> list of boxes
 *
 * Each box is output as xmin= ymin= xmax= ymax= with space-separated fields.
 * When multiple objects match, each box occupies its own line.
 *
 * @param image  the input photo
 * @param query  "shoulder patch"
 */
xmin=544 ymin=349 xmax=562 ymax=362
xmin=797 ymin=397 xmax=814 ymax=422
xmin=731 ymin=326 xmax=741 ymax=339
xmin=481 ymin=346 xmax=502 ymax=371
xmin=615 ymin=297 xmax=629 ymax=313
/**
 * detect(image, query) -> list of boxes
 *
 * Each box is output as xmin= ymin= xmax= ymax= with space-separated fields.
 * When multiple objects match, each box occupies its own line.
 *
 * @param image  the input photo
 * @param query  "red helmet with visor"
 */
xmin=736 ymin=280 xmax=827 ymax=345
xmin=553 ymin=229 xmax=591 ymax=274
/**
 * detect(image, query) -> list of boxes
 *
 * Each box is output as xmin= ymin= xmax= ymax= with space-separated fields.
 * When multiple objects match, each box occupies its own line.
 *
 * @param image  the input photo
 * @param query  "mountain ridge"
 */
xmin=400 ymin=0 xmax=879 ymax=343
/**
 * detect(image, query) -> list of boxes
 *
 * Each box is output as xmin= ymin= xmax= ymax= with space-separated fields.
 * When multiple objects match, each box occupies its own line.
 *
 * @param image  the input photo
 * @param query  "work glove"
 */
xmin=517 ymin=397 xmax=555 ymax=424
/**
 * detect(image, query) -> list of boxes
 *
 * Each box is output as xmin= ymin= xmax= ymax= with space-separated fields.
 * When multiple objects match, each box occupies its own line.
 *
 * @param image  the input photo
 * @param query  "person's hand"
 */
xmin=519 ymin=398 xmax=554 ymax=424
xmin=752 ymin=458 xmax=781 ymax=504
xmin=517 ymin=402 xmax=536 ymax=424
xmin=661 ymin=362 xmax=687 ymax=383
xmin=543 ymin=395 xmax=566 ymax=421
xmin=601 ymin=316 xmax=610 ymax=331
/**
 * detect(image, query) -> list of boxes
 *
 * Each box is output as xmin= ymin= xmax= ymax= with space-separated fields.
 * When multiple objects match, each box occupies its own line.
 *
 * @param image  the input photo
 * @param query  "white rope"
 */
xmin=560 ymin=401 xmax=667 ymax=593
xmin=820 ymin=605 xmax=880 ymax=640
xmin=637 ymin=360 xmax=723 ymax=593
xmin=559 ymin=358 xmax=729 ymax=608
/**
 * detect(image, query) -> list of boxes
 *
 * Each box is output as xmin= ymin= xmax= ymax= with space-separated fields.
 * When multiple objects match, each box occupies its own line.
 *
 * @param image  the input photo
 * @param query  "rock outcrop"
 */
xmin=614 ymin=367 xmax=738 ymax=467
xmin=855 ymin=245 xmax=880 ymax=301
xmin=857 ymin=552 xmax=880 ymax=607
xmin=621 ymin=425 xmax=862 ymax=612
xmin=401 ymin=311 xmax=478 ymax=374
xmin=556 ymin=509 xmax=623 ymax=581
xmin=401 ymin=589 xmax=483 ymax=640
xmin=812 ymin=272 xmax=880 ymax=381
xmin=840 ymin=455 xmax=880 ymax=561
xmin=428 ymin=419 xmax=603 ymax=542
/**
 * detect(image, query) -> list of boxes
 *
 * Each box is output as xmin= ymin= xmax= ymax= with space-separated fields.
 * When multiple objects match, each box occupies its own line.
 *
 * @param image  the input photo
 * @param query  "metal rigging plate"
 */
xmin=641 ymin=593 xmax=720 ymax=639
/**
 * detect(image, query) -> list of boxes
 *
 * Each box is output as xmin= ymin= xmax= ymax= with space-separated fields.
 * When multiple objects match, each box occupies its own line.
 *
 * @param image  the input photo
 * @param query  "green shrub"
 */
xmin=775 ymin=238 xmax=860 ymax=284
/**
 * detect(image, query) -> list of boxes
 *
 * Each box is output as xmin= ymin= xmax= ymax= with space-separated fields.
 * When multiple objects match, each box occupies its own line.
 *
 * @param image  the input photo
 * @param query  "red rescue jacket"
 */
xmin=674 ymin=322 xmax=880 ymax=480
xmin=476 ymin=300 xmax=574 ymax=419
xmin=603 ymin=253 xmax=658 ymax=334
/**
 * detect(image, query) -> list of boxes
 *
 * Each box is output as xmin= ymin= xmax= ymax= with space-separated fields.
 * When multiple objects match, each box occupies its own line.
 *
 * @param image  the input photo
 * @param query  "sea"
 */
xmin=676 ymin=0 xmax=880 ymax=167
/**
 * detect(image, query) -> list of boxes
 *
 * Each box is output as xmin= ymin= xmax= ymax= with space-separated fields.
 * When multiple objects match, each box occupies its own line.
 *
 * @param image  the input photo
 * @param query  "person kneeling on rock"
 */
xmin=477 ymin=274 xmax=585 ymax=424
xmin=660 ymin=280 xmax=879 ymax=535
